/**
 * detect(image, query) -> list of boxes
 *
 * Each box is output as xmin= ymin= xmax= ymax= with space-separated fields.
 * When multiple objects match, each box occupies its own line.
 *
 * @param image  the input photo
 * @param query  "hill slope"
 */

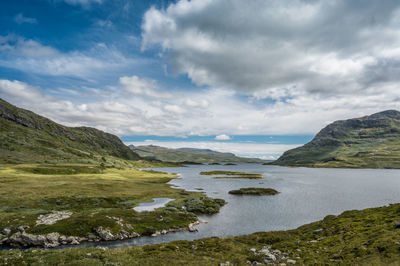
xmin=273 ymin=110 xmax=400 ymax=168
xmin=129 ymin=145 xmax=265 ymax=164
xmin=0 ymin=98 xmax=140 ymax=163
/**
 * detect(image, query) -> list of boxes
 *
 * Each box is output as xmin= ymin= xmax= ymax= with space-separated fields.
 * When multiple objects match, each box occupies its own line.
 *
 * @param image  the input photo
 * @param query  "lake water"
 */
xmin=78 ymin=164 xmax=400 ymax=249
xmin=133 ymin=198 xmax=173 ymax=212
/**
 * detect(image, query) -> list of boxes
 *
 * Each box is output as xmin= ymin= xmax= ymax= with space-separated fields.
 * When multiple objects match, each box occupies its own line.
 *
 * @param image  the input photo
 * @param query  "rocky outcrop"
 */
xmin=36 ymin=211 xmax=73 ymax=225
xmin=1 ymin=219 xmax=199 ymax=248
xmin=5 ymin=230 xmax=82 ymax=248
xmin=95 ymin=226 xmax=140 ymax=241
xmin=248 ymin=246 xmax=296 ymax=265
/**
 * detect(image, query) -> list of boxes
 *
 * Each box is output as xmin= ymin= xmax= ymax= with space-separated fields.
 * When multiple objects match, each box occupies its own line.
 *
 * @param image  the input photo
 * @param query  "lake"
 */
xmin=78 ymin=164 xmax=400 ymax=248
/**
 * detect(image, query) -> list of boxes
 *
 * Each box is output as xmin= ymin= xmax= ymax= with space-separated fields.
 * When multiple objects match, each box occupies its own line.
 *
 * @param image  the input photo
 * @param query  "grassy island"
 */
xmin=200 ymin=170 xmax=263 ymax=179
xmin=229 ymin=187 xmax=279 ymax=196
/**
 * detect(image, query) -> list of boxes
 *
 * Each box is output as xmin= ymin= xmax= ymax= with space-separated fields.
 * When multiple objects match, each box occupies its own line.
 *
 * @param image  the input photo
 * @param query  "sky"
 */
xmin=1 ymin=0 xmax=400 ymax=159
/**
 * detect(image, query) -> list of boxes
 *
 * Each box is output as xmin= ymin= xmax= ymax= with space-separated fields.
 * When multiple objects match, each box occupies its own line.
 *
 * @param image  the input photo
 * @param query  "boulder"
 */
xmin=96 ymin=226 xmax=116 ymax=241
xmin=1 ymin=228 xmax=11 ymax=235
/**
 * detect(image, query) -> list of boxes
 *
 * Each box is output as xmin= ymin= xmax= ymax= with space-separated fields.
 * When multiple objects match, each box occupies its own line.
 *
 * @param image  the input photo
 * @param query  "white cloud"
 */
xmin=142 ymin=0 xmax=400 ymax=96
xmin=14 ymin=14 xmax=37 ymax=24
xmin=0 ymin=35 xmax=136 ymax=81
xmin=2 ymin=78 xmax=400 ymax=140
xmin=125 ymin=141 xmax=300 ymax=159
xmin=61 ymin=0 xmax=103 ymax=7
xmin=163 ymin=104 xmax=186 ymax=114
xmin=215 ymin=134 xmax=231 ymax=140
xmin=120 ymin=75 xmax=171 ymax=98
xmin=185 ymin=98 xmax=209 ymax=108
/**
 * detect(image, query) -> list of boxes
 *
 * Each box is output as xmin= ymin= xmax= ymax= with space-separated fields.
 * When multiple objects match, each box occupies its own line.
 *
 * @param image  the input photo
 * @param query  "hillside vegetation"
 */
xmin=1 ymin=203 xmax=399 ymax=265
xmin=273 ymin=110 xmax=400 ymax=168
xmin=130 ymin=145 xmax=265 ymax=164
xmin=0 ymin=98 xmax=140 ymax=164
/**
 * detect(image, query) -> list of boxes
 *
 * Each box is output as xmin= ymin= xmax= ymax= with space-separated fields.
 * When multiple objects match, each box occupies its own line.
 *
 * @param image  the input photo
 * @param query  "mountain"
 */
xmin=273 ymin=110 xmax=400 ymax=168
xmin=0 ymin=98 xmax=140 ymax=163
xmin=129 ymin=145 xmax=265 ymax=164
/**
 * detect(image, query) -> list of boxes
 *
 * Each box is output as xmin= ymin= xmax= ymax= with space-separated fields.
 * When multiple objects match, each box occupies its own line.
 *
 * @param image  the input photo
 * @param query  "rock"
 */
xmin=161 ymin=229 xmax=167 ymax=235
xmin=191 ymin=245 xmax=197 ymax=250
xmin=157 ymin=215 xmax=164 ymax=222
xmin=219 ymin=262 xmax=230 ymax=266
xmin=286 ymin=259 xmax=296 ymax=264
xmin=395 ymin=222 xmax=400 ymax=229
xmin=45 ymin=232 xmax=60 ymax=247
xmin=250 ymin=246 xmax=288 ymax=265
xmin=188 ymin=222 xmax=199 ymax=232
xmin=17 ymin=225 xmax=29 ymax=233
xmin=314 ymin=228 xmax=323 ymax=233
xmin=1 ymin=228 xmax=11 ymax=235
xmin=70 ymin=238 xmax=80 ymax=245
xmin=125 ymin=224 xmax=134 ymax=230
xmin=151 ymin=231 xmax=161 ymax=237
xmin=36 ymin=211 xmax=73 ymax=225
xmin=129 ymin=232 xmax=140 ymax=238
xmin=118 ymin=230 xmax=130 ymax=239
xmin=96 ymin=227 xmax=116 ymax=241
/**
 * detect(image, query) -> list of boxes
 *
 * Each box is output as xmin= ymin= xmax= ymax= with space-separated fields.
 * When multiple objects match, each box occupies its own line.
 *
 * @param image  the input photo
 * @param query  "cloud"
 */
xmin=185 ymin=98 xmax=209 ymax=108
xmin=60 ymin=0 xmax=103 ymax=7
xmin=14 ymin=13 xmax=37 ymax=24
xmin=2 ymin=78 xmax=400 ymax=140
xmin=163 ymin=104 xmax=186 ymax=114
xmin=120 ymin=75 xmax=171 ymax=98
xmin=215 ymin=134 xmax=231 ymax=140
xmin=124 ymin=140 xmax=300 ymax=159
xmin=0 ymin=35 xmax=135 ymax=81
xmin=142 ymin=0 xmax=400 ymax=96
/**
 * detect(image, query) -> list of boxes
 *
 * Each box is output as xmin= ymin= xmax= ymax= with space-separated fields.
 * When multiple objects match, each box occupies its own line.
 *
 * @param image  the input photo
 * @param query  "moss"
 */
xmin=228 ymin=187 xmax=279 ymax=196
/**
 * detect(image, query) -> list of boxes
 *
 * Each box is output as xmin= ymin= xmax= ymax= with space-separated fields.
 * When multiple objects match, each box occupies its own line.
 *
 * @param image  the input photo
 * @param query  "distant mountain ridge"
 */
xmin=273 ymin=110 xmax=400 ymax=168
xmin=129 ymin=145 xmax=264 ymax=164
xmin=0 ymin=98 xmax=140 ymax=163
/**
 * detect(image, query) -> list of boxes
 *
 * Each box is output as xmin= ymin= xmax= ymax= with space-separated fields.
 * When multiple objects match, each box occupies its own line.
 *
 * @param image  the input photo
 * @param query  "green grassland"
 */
xmin=200 ymin=170 xmax=263 ymax=179
xmin=0 ymin=163 xmax=223 ymax=239
xmin=228 ymin=188 xmax=279 ymax=196
xmin=1 ymin=203 xmax=400 ymax=265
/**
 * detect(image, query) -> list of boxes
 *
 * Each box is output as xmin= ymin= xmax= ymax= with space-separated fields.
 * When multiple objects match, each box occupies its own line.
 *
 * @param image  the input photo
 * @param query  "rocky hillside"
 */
xmin=0 ymin=98 xmax=140 ymax=163
xmin=273 ymin=110 xmax=400 ymax=168
xmin=130 ymin=145 xmax=265 ymax=164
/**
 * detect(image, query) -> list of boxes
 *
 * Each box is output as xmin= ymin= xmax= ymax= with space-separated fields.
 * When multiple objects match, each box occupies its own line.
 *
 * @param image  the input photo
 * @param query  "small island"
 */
xmin=228 ymin=187 xmax=279 ymax=196
xmin=200 ymin=170 xmax=263 ymax=179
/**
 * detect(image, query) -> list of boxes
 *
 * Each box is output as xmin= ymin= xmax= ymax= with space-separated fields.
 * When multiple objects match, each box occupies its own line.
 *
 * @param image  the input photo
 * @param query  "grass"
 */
xmin=200 ymin=170 xmax=263 ymax=179
xmin=1 ymin=203 xmax=400 ymax=265
xmin=0 ymin=163 xmax=222 ymax=238
xmin=273 ymin=112 xmax=400 ymax=169
xmin=228 ymin=188 xmax=279 ymax=196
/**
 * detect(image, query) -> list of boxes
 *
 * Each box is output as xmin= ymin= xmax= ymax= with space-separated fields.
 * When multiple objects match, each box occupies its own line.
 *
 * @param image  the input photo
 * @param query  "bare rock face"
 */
xmin=36 ymin=211 xmax=73 ymax=225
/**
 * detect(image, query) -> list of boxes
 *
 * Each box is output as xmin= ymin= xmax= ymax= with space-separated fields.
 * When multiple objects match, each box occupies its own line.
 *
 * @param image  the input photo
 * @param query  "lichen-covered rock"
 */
xmin=36 ymin=211 xmax=73 ymax=225
xmin=96 ymin=226 xmax=116 ymax=241
xmin=249 ymin=246 xmax=294 ymax=265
